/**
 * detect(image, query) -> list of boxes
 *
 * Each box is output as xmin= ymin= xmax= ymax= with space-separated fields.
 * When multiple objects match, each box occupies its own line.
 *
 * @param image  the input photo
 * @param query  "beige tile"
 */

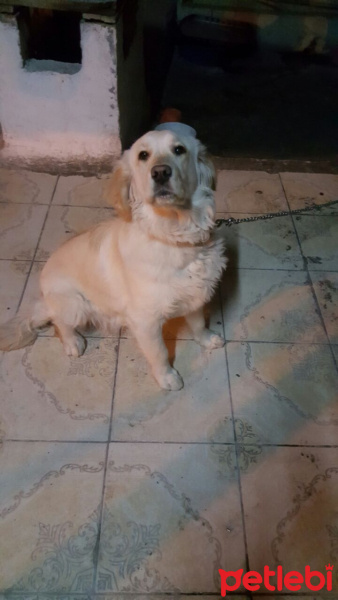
xmin=240 ymin=447 xmax=338 ymax=593
xmin=0 ymin=441 xmax=105 ymax=592
xmin=227 ymin=342 xmax=338 ymax=446
xmin=280 ymin=172 xmax=338 ymax=213
xmin=36 ymin=205 xmax=114 ymax=260
xmin=215 ymin=170 xmax=288 ymax=214
xmin=294 ymin=216 xmax=338 ymax=271
xmin=0 ymin=260 xmax=30 ymax=324
xmin=311 ymin=271 xmax=338 ymax=344
xmin=219 ymin=214 xmax=303 ymax=270
xmin=0 ymin=169 xmax=57 ymax=204
xmin=112 ymin=338 xmax=232 ymax=443
xmin=96 ymin=443 xmax=246 ymax=593
xmin=0 ymin=204 xmax=48 ymax=260
xmin=52 ymin=174 xmax=112 ymax=207
xmin=0 ymin=336 xmax=118 ymax=441
xmin=222 ymin=269 xmax=326 ymax=343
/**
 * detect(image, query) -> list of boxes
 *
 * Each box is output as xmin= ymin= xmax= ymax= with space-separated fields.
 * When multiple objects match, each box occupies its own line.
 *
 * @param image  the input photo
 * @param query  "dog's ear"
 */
xmin=197 ymin=142 xmax=216 ymax=191
xmin=105 ymin=151 xmax=132 ymax=221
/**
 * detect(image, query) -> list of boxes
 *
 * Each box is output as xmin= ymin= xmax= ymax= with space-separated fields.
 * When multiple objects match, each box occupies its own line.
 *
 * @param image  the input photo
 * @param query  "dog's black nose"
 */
xmin=151 ymin=164 xmax=172 ymax=184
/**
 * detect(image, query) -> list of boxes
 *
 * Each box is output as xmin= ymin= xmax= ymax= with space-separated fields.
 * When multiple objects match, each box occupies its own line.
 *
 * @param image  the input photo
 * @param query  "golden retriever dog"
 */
xmin=0 ymin=130 xmax=226 ymax=390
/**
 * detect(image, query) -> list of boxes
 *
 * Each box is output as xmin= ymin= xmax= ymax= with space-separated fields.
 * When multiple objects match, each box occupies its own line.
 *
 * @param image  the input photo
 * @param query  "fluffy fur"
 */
xmin=0 ymin=130 xmax=226 ymax=390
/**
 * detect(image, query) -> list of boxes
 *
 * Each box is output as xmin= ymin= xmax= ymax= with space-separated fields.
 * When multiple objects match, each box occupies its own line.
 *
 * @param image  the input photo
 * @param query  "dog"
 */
xmin=0 ymin=130 xmax=226 ymax=390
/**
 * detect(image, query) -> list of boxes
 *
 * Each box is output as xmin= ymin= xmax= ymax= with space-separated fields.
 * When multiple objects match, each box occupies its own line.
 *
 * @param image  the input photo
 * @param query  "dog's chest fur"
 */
xmin=120 ymin=229 xmax=226 ymax=318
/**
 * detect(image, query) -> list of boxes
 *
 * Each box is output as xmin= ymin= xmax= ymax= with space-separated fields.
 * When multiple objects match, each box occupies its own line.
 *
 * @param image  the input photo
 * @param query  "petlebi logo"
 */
xmin=219 ymin=564 xmax=334 ymax=595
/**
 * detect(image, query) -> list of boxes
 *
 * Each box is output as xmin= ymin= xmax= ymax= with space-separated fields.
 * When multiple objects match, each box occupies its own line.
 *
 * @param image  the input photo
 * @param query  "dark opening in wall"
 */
xmin=16 ymin=7 xmax=82 ymax=66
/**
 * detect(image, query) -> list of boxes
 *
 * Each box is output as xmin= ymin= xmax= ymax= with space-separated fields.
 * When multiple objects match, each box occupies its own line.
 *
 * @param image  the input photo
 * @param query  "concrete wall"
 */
xmin=0 ymin=15 xmax=121 ymax=168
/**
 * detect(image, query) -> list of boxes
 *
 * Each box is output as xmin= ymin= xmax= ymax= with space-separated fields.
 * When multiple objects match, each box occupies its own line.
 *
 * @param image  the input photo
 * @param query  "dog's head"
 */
xmin=106 ymin=130 xmax=215 ymax=221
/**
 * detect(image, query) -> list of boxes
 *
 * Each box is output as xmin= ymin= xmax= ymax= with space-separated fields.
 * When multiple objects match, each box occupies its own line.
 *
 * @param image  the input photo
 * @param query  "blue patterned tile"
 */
xmin=96 ymin=443 xmax=246 ymax=593
xmin=227 ymin=342 xmax=338 ymax=445
xmin=294 ymin=215 xmax=338 ymax=271
xmin=0 ymin=442 xmax=105 ymax=593
xmin=222 ymin=269 xmax=326 ymax=342
xmin=220 ymin=215 xmax=303 ymax=269
xmin=112 ymin=339 xmax=232 ymax=443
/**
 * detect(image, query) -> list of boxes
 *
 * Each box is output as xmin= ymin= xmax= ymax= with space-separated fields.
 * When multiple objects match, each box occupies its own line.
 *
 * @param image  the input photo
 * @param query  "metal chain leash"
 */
xmin=215 ymin=199 xmax=338 ymax=228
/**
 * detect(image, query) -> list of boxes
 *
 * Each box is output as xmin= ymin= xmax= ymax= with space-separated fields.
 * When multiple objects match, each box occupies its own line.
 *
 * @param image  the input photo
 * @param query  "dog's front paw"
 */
xmin=198 ymin=330 xmax=225 ymax=350
xmin=155 ymin=367 xmax=184 ymax=391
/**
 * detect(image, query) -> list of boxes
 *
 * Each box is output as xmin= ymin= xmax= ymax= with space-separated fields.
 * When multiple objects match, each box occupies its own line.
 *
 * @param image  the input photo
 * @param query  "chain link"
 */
xmin=215 ymin=199 xmax=338 ymax=228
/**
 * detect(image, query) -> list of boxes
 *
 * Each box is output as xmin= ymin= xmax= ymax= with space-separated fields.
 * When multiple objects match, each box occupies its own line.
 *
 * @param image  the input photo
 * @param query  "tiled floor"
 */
xmin=0 ymin=167 xmax=337 ymax=598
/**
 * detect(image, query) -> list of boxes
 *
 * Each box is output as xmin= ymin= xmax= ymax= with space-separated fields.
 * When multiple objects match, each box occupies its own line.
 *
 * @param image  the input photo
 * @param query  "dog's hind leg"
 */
xmin=44 ymin=292 xmax=87 ymax=357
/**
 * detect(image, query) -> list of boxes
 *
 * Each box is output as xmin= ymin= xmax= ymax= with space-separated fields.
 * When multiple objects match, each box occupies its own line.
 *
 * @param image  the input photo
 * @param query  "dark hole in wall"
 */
xmin=16 ymin=7 xmax=82 ymax=64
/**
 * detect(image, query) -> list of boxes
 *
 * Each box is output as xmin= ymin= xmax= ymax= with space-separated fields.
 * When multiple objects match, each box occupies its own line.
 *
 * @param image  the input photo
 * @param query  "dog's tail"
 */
xmin=0 ymin=301 xmax=50 ymax=352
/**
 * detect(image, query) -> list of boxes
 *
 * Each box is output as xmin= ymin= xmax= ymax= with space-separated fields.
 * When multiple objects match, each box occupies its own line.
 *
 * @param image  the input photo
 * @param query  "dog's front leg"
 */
xmin=132 ymin=320 xmax=184 ymax=391
xmin=186 ymin=308 xmax=225 ymax=350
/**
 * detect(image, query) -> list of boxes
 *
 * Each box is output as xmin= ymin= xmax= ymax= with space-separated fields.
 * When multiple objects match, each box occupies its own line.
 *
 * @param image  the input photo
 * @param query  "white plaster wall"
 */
xmin=0 ymin=17 xmax=121 ymax=162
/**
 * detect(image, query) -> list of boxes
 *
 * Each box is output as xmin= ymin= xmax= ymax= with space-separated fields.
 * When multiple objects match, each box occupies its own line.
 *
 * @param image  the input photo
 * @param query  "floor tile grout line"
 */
xmin=92 ymin=331 xmax=121 ymax=591
xmin=15 ymin=176 xmax=60 ymax=313
xmin=279 ymin=175 xmax=338 ymax=372
xmin=3 ymin=439 xmax=338 ymax=448
xmin=25 ymin=333 xmax=338 ymax=346
xmin=220 ymin=283 xmax=251 ymax=574
xmin=2 ymin=256 xmax=338 ymax=275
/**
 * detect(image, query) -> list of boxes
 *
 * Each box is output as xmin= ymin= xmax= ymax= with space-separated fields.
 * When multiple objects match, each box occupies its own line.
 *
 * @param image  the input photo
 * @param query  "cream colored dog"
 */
xmin=0 ymin=130 xmax=226 ymax=390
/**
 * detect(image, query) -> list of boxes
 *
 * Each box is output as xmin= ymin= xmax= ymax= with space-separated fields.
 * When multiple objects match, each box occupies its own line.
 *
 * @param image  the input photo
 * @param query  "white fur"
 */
xmin=0 ymin=131 xmax=226 ymax=390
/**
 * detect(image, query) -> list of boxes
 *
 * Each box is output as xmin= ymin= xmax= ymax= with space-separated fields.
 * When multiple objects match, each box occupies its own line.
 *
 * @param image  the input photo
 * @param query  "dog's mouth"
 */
xmin=153 ymin=187 xmax=187 ymax=207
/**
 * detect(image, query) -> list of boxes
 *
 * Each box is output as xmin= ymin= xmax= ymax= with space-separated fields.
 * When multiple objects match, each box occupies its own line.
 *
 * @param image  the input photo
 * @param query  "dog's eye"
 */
xmin=138 ymin=150 xmax=149 ymax=161
xmin=174 ymin=145 xmax=186 ymax=156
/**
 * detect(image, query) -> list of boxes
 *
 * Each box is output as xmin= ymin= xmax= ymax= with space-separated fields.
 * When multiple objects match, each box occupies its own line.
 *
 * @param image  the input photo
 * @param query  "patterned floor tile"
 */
xmin=227 ymin=342 xmax=338 ymax=446
xmin=0 ymin=260 xmax=30 ymax=324
xmin=96 ymin=443 xmax=246 ymax=593
xmin=112 ymin=338 xmax=232 ymax=443
xmin=36 ymin=206 xmax=114 ymax=260
xmin=221 ymin=269 xmax=326 ymax=343
xmin=310 ymin=271 xmax=338 ymax=344
xmin=280 ymin=172 xmax=338 ymax=214
xmin=215 ymin=170 xmax=288 ymax=214
xmin=0 ymin=204 xmax=48 ymax=260
xmin=0 ymin=169 xmax=57 ymax=204
xmin=240 ymin=447 xmax=338 ymax=594
xmin=219 ymin=215 xmax=304 ymax=270
xmin=293 ymin=215 xmax=338 ymax=271
xmin=0 ymin=441 xmax=105 ymax=593
xmin=0 ymin=336 xmax=118 ymax=441
xmin=52 ymin=174 xmax=112 ymax=207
